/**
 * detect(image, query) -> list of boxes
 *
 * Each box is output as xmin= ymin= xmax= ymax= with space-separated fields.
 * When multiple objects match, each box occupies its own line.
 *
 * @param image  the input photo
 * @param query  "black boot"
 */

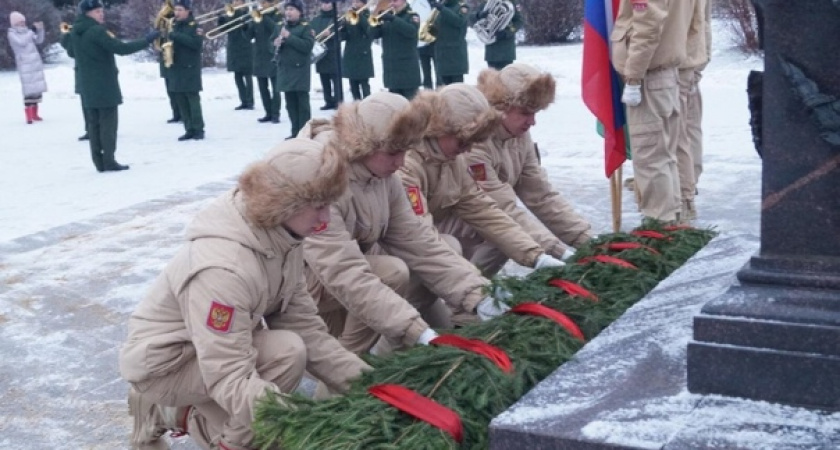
xmin=166 ymin=117 xmax=181 ymax=124
xmin=319 ymin=103 xmax=337 ymax=111
xmin=91 ymin=149 xmax=104 ymax=172
xmin=103 ymin=162 xmax=130 ymax=171
xmin=78 ymin=133 xmax=89 ymax=141
xmin=257 ymin=115 xmax=272 ymax=123
xmin=192 ymin=131 xmax=205 ymax=140
xmin=178 ymin=131 xmax=195 ymax=141
xmin=271 ymin=116 xmax=280 ymax=124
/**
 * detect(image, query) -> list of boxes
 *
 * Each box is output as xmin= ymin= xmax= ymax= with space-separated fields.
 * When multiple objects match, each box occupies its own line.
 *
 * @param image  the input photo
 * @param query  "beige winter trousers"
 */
xmin=131 ymin=329 xmax=307 ymax=450
xmin=628 ymin=67 xmax=682 ymax=222
xmin=677 ymin=68 xmax=704 ymax=218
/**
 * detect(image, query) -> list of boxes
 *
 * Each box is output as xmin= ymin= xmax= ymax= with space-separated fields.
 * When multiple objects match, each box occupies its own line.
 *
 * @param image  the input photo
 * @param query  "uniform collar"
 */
xmin=495 ymin=123 xmax=517 ymax=142
xmin=350 ymin=160 xmax=379 ymax=185
xmin=418 ymin=137 xmax=451 ymax=165
xmin=232 ymin=191 xmax=302 ymax=258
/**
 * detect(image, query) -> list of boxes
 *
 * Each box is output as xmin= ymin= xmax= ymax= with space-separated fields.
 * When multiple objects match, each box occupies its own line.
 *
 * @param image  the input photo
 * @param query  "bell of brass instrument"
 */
xmin=417 ymin=8 xmax=438 ymax=43
xmin=472 ymin=0 xmax=515 ymax=45
xmin=153 ymin=0 xmax=174 ymax=51
xmin=60 ymin=22 xmax=72 ymax=34
xmin=368 ymin=7 xmax=395 ymax=26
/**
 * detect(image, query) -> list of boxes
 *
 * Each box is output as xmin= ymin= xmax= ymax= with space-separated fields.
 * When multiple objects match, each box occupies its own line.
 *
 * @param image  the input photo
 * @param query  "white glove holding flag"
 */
xmin=535 ymin=254 xmax=565 ymax=269
xmin=622 ymin=83 xmax=642 ymax=107
xmin=416 ymin=328 xmax=439 ymax=345
xmin=476 ymin=296 xmax=511 ymax=321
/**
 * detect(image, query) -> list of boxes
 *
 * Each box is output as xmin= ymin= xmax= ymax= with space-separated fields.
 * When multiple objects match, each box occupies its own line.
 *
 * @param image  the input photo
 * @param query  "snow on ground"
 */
xmin=0 ymin=25 xmax=778 ymax=449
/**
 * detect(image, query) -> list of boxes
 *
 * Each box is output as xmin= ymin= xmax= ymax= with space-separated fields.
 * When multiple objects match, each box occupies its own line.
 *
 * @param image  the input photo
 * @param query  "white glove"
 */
xmin=560 ymin=247 xmax=576 ymax=261
xmin=622 ymin=83 xmax=642 ymax=107
xmin=476 ymin=296 xmax=511 ymax=321
xmin=535 ymin=254 xmax=565 ymax=269
xmin=416 ymin=328 xmax=439 ymax=345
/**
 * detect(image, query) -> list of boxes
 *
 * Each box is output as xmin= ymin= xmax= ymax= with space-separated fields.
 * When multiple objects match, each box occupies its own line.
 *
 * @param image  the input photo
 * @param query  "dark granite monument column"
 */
xmin=687 ymin=0 xmax=840 ymax=409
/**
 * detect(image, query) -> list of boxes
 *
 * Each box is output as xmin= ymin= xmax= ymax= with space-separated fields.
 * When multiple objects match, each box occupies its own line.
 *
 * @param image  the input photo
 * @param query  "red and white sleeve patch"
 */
xmin=206 ymin=301 xmax=235 ymax=333
xmin=406 ymin=185 xmax=425 ymax=215
xmin=469 ymin=163 xmax=487 ymax=182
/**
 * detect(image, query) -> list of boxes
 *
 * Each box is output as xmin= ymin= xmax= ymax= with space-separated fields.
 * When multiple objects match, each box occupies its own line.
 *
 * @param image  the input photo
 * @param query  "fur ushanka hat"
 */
xmin=238 ymin=138 xmax=347 ymax=228
xmin=414 ymin=83 xmax=501 ymax=144
xmin=477 ymin=63 xmax=556 ymax=112
xmin=332 ymin=92 xmax=432 ymax=162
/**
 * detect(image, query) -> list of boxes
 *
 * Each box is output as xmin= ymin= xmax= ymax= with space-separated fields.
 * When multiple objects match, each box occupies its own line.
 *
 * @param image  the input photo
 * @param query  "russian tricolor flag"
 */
xmin=582 ymin=0 xmax=628 ymax=178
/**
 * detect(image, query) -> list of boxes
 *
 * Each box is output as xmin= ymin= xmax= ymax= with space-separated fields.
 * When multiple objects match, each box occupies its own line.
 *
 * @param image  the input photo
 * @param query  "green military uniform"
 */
xmin=432 ymin=0 xmax=469 ymax=85
xmin=471 ymin=0 xmax=522 ymax=70
xmin=310 ymin=8 xmax=341 ymax=108
xmin=219 ymin=8 xmax=254 ymax=109
xmin=274 ymin=18 xmax=315 ymax=137
xmin=369 ymin=5 xmax=421 ymax=99
xmin=159 ymin=55 xmax=181 ymax=122
xmin=246 ymin=8 xmax=281 ymax=122
xmin=168 ymin=13 xmax=205 ymax=140
xmin=339 ymin=8 xmax=373 ymax=100
xmin=60 ymin=30 xmax=90 ymax=139
xmin=72 ymin=14 xmax=148 ymax=171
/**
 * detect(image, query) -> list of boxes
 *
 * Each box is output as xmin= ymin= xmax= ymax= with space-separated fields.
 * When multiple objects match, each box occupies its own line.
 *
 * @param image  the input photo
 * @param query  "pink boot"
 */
xmin=24 ymin=105 xmax=34 ymax=124
xmin=32 ymin=103 xmax=43 ymax=121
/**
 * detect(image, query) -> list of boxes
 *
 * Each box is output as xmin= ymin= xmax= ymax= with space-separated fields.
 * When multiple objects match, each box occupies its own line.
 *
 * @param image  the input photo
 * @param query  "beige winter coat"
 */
xmin=303 ymin=160 xmax=488 ymax=345
xmin=120 ymin=190 xmax=367 ymax=429
xmin=465 ymin=126 xmax=593 ymax=254
xmin=398 ymin=137 xmax=544 ymax=268
xmin=611 ymin=0 xmax=696 ymax=81
xmin=681 ymin=0 xmax=711 ymax=71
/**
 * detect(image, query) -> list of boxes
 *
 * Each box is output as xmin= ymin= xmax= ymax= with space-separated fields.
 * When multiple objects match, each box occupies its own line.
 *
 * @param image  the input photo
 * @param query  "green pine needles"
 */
xmin=253 ymin=221 xmax=717 ymax=450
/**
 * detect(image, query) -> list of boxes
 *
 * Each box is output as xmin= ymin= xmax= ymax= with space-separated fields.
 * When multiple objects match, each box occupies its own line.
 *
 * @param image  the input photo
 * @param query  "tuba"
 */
xmin=473 ymin=0 xmax=515 ymax=45
xmin=417 ymin=8 xmax=438 ymax=43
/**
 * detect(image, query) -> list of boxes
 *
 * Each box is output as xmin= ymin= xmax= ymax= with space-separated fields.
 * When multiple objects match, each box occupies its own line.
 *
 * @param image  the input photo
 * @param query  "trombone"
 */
xmin=314 ymin=15 xmax=347 ymax=44
xmin=368 ymin=8 xmax=395 ymax=27
xmin=205 ymin=1 xmax=273 ymax=40
xmin=195 ymin=1 xmax=256 ymax=25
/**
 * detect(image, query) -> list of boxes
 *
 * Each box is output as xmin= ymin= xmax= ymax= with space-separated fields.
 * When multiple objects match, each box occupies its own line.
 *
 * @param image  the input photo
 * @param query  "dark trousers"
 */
xmin=349 ymin=79 xmax=370 ymax=101
xmin=234 ymin=72 xmax=254 ymax=107
xmin=440 ymin=75 xmax=464 ymax=86
xmin=257 ymin=76 xmax=281 ymax=119
xmin=319 ymin=72 xmax=340 ymax=106
xmin=284 ymin=91 xmax=311 ymax=137
xmin=388 ymin=87 xmax=418 ymax=100
xmin=418 ymin=45 xmax=440 ymax=89
xmin=173 ymin=92 xmax=205 ymax=134
xmin=80 ymin=101 xmax=89 ymax=134
xmin=83 ymin=106 xmax=119 ymax=171
xmin=488 ymin=60 xmax=512 ymax=70
xmin=164 ymin=77 xmax=180 ymax=120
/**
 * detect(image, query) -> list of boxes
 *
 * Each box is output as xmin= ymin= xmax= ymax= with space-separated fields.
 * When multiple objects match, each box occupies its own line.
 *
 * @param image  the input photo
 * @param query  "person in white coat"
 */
xmin=7 ymin=11 xmax=47 ymax=124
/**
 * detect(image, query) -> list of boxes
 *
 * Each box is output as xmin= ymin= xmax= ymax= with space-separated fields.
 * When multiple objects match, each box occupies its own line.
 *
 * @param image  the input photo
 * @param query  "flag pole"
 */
xmin=609 ymin=165 xmax=622 ymax=232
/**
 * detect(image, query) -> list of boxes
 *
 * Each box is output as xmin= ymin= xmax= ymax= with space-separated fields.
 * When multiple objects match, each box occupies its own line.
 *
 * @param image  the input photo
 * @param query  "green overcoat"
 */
xmin=246 ymin=10 xmax=280 ymax=78
xmin=369 ymin=7 xmax=421 ymax=90
xmin=309 ymin=10 xmax=339 ymax=74
xmin=59 ymin=31 xmax=81 ymax=94
xmin=339 ymin=9 xmax=373 ymax=80
xmin=471 ymin=0 xmax=523 ymax=64
xmin=432 ymin=0 xmax=469 ymax=77
xmin=219 ymin=9 xmax=254 ymax=74
xmin=274 ymin=19 xmax=315 ymax=92
xmin=167 ymin=14 xmax=203 ymax=93
xmin=71 ymin=15 xmax=148 ymax=109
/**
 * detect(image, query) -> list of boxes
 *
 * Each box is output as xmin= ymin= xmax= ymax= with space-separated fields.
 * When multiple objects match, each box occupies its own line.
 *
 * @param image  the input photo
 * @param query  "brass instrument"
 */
xmin=60 ymin=22 xmax=72 ymax=34
xmin=314 ymin=16 xmax=346 ymax=44
xmin=346 ymin=8 xmax=363 ymax=26
xmin=251 ymin=3 xmax=279 ymax=23
xmin=204 ymin=1 xmax=263 ymax=40
xmin=153 ymin=0 xmax=174 ymax=51
xmin=417 ymin=7 xmax=438 ymax=43
xmin=368 ymin=8 xmax=395 ymax=26
xmin=473 ymin=0 xmax=515 ymax=45
xmin=195 ymin=1 xmax=256 ymax=25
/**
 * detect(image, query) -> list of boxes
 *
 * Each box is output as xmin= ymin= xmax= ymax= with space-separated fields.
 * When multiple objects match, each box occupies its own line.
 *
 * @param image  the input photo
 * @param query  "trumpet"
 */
xmin=252 ymin=4 xmax=279 ymax=23
xmin=345 ymin=7 xmax=366 ymax=26
xmin=205 ymin=2 xmax=267 ymax=39
xmin=368 ymin=8 xmax=395 ymax=27
xmin=60 ymin=22 xmax=72 ymax=33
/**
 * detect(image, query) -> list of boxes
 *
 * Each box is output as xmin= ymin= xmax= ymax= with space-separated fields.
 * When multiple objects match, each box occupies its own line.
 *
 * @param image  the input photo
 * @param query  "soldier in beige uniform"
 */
xmin=611 ymin=0 xmax=697 ymax=223
xmin=119 ymin=139 xmax=368 ymax=450
xmin=440 ymin=64 xmax=593 ymax=277
xmin=399 ymin=83 xmax=566 ymax=277
xmin=301 ymin=92 xmax=503 ymax=358
xmin=676 ymin=0 xmax=711 ymax=221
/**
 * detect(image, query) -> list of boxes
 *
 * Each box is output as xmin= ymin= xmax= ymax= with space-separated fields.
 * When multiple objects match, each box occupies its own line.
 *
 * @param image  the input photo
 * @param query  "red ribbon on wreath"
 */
xmin=598 ymin=242 xmax=660 ymax=255
xmin=431 ymin=334 xmax=513 ymax=373
xmin=368 ymin=384 xmax=464 ymax=443
xmin=547 ymin=279 xmax=599 ymax=302
xmin=509 ymin=303 xmax=585 ymax=341
xmin=631 ymin=230 xmax=672 ymax=240
xmin=577 ymin=255 xmax=639 ymax=270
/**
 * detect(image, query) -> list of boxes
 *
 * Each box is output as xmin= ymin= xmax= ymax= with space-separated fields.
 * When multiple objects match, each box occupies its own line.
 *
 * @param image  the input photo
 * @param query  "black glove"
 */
xmin=429 ymin=0 xmax=443 ymax=9
xmin=145 ymin=29 xmax=162 ymax=44
xmin=380 ymin=11 xmax=395 ymax=22
xmin=494 ymin=29 xmax=511 ymax=40
xmin=476 ymin=9 xmax=489 ymax=19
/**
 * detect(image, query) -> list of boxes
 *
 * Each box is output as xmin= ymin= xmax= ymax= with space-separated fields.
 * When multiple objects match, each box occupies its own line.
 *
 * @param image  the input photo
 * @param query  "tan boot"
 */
xmin=128 ymin=387 xmax=189 ymax=449
xmin=681 ymin=199 xmax=697 ymax=222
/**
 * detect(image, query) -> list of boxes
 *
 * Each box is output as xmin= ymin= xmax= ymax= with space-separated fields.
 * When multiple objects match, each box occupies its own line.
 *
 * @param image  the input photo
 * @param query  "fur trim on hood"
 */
xmin=415 ymin=83 xmax=501 ymax=144
xmin=477 ymin=63 xmax=556 ymax=112
xmin=331 ymin=92 xmax=432 ymax=162
xmin=238 ymin=138 xmax=348 ymax=229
